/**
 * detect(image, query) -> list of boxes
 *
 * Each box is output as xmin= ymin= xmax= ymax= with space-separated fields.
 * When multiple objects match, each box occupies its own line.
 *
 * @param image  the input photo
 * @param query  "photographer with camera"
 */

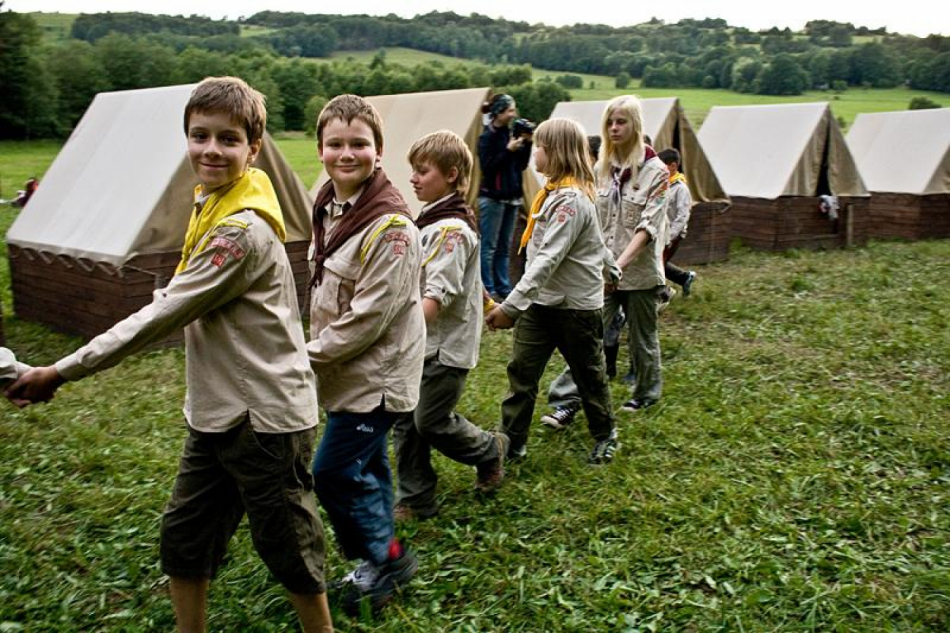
xmin=478 ymin=94 xmax=533 ymax=301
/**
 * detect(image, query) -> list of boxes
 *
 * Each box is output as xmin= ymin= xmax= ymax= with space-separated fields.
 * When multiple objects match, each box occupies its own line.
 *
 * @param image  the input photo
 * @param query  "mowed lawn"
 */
xmin=2 ymin=141 xmax=949 ymax=629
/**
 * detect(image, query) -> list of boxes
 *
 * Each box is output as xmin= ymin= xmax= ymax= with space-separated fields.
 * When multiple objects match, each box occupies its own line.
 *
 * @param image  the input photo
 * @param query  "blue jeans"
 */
xmin=312 ymin=406 xmax=406 ymax=566
xmin=478 ymin=197 xmax=518 ymax=296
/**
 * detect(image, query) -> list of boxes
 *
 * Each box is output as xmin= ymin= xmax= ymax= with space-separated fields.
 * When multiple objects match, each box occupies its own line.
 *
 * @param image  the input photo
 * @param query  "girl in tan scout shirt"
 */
xmin=486 ymin=118 xmax=621 ymax=466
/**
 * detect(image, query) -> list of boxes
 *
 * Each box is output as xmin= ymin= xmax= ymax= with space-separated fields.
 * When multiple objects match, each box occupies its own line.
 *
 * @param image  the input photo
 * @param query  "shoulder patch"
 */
xmin=209 ymin=236 xmax=246 ymax=267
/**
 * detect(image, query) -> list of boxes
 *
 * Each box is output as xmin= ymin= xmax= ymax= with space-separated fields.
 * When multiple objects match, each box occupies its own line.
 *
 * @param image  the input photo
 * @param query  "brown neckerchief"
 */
xmin=310 ymin=168 xmax=411 ymax=286
xmin=415 ymin=192 xmax=478 ymax=233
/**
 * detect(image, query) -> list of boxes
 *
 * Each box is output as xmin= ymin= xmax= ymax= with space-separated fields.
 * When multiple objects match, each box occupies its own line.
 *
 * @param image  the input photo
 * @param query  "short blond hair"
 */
xmin=534 ymin=118 xmax=595 ymax=197
xmin=407 ymin=130 xmax=474 ymax=194
xmin=316 ymin=94 xmax=385 ymax=153
xmin=184 ymin=76 xmax=267 ymax=144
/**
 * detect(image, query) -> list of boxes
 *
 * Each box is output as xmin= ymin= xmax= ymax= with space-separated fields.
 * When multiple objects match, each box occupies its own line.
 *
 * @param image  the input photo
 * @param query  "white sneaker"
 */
xmin=341 ymin=560 xmax=380 ymax=592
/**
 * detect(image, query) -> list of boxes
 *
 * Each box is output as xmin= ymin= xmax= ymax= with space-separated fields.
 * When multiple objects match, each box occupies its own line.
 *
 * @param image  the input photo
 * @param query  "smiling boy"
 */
xmin=6 ymin=77 xmax=333 ymax=633
xmin=307 ymin=95 xmax=424 ymax=615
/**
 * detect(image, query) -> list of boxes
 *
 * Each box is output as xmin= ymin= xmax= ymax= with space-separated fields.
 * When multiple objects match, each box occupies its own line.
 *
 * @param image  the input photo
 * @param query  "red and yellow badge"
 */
xmin=384 ymin=231 xmax=411 ymax=256
xmin=209 ymin=236 xmax=246 ymax=267
xmin=557 ymin=204 xmax=577 ymax=223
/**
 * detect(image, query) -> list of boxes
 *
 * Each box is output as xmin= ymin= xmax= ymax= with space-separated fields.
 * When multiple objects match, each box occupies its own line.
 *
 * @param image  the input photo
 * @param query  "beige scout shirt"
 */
xmin=598 ymin=157 xmax=669 ymax=291
xmin=308 ymin=205 xmax=425 ymax=413
xmin=420 ymin=213 xmax=481 ymax=369
xmin=1 ymin=347 xmax=30 ymax=388
xmin=55 ymin=209 xmax=319 ymax=434
xmin=502 ymin=186 xmax=618 ymax=316
xmin=666 ymin=179 xmax=692 ymax=243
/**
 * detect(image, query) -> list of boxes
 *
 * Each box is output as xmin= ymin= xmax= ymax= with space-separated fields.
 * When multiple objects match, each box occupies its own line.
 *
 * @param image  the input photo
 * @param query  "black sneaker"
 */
xmin=540 ymin=403 xmax=580 ymax=430
xmin=621 ymin=398 xmax=656 ymax=412
xmin=588 ymin=433 xmax=619 ymax=464
xmin=682 ymin=271 xmax=696 ymax=297
xmin=338 ymin=549 xmax=418 ymax=615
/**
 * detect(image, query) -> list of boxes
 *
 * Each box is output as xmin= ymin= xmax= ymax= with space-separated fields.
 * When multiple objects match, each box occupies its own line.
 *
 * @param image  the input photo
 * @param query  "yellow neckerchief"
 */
xmin=175 ymin=167 xmax=286 ymax=275
xmin=669 ymin=171 xmax=687 ymax=186
xmin=519 ymin=177 xmax=586 ymax=253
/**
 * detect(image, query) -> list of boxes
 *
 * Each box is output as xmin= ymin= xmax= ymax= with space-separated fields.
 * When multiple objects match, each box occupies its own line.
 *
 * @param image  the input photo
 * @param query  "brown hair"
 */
xmin=316 ymin=94 xmax=384 ymax=152
xmin=534 ymin=118 xmax=595 ymax=197
xmin=183 ymin=76 xmax=267 ymax=143
xmin=407 ymin=130 xmax=474 ymax=194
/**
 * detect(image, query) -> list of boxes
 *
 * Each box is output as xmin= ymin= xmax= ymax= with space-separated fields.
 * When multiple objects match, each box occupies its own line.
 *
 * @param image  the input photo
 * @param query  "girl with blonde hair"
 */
xmin=485 ymin=118 xmax=620 ymax=466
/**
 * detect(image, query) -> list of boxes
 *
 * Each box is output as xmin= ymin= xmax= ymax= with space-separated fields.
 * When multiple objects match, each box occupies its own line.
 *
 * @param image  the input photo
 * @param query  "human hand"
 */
xmin=5 ymin=366 xmax=65 ymax=408
xmin=604 ymin=283 xmax=617 ymax=295
xmin=485 ymin=306 xmax=515 ymax=331
xmin=506 ymin=138 xmax=523 ymax=152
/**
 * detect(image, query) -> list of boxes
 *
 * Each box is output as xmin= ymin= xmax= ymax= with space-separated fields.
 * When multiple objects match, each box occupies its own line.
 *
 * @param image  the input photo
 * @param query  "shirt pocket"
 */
xmin=317 ymin=256 xmax=360 ymax=318
xmin=621 ymin=190 xmax=649 ymax=230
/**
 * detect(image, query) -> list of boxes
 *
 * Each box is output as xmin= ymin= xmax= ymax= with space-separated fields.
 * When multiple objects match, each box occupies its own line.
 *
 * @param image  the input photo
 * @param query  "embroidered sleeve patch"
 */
xmin=209 ymin=236 xmax=246 ymax=267
xmin=443 ymin=229 xmax=463 ymax=253
xmin=383 ymin=231 xmax=411 ymax=256
xmin=557 ymin=204 xmax=577 ymax=223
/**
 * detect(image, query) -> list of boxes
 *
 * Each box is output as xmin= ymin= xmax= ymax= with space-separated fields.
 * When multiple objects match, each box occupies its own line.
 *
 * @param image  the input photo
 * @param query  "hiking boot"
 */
xmin=621 ymin=398 xmax=656 ymax=412
xmin=476 ymin=432 xmax=509 ymax=493
xmin=540 ymin=403 xmax=580 ymax=430
xmin=682 ymin=271 xmax=696 ymax=297
xmin=588 ymin=432 xmax=620 ymax=465
xmin=338 ymin=547 xmax=418 ymax=615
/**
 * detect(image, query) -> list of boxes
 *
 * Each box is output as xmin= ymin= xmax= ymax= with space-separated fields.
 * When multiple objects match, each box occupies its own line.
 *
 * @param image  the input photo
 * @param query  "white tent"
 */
xmin=6 ymin=84 xmax=313 ymax=338
xmin=847 ymin=108 xmax=950 ymax=239
xmin=697 ymin=102 xmax=869 ymax=251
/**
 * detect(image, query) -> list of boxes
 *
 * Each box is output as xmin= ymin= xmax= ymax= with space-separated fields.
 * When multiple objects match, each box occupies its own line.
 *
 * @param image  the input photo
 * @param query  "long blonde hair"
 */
xmin=534 ymin=118 xmax=595 ymax=198
xmin=596 ymin=95 xmax=646 ymax=186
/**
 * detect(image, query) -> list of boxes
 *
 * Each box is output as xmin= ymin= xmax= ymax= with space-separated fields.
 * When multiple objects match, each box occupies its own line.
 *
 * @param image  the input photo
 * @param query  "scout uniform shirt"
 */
xmin=308 ymin=196 xmax=425 ymax=413
xmin=666 ymin=175 xmax=692 ymax=244
xmin=598 ymin=156 xmax=669 ymax=291
xmin=54 ymin=208 xmax=319 ymax=434
xmin=419 ymin=196 xmax=481 ymax=369
xmin=503 ymin=186 xmax=617 ymax=316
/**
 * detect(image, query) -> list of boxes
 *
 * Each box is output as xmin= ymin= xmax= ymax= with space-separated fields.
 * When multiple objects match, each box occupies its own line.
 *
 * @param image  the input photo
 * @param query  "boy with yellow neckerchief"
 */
xmin=6 ymin=77 xmax=333 ymax=633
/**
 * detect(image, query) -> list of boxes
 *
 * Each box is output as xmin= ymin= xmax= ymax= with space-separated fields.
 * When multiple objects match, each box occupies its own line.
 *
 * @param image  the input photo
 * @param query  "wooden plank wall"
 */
xmin=675 ymin=201 xmax=732 ymax=266
xmin=867 ymin=194 xmax=950 ymax=240
xmin=9 ymin=240 xmax=312 ymax=342
xmin=728 ymin=196 xmax=869 ymax=251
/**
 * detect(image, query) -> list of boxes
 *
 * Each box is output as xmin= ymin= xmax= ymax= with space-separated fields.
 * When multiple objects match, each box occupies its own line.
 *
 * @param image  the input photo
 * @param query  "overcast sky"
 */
xmin=9 ymin=0 xmax=946 ymax=37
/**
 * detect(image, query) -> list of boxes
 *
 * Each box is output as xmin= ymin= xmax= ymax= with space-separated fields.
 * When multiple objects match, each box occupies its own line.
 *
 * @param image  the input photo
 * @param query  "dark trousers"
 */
xmin=393 ymin=360 xmax=498 ymax=514
xmin=500 ymin=304 xmax=615 ymax=453
xmin=312 ymin=405 xmax=406 ymax=566
xmin=663 ymin=236 xmax=691 ymax=287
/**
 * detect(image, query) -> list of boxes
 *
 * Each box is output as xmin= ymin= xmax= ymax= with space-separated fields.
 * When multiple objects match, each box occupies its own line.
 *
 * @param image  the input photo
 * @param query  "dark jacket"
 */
xmin=478 ymin=124 xmax=532 ymax=201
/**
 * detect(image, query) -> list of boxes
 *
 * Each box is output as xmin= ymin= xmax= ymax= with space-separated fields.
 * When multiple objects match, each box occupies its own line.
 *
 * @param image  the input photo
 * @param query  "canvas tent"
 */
xmin=698 ymin=102 xmax=869 ymax=251
xmin=847 ymin=108 xmax=950 ymax=240
xmin=311 ymin=87 xmax=490 ymax=216
xmin=6 ymin=84 xmax=314 ymax=340
xmin=525 ymin=97 xmax=731 ymax=265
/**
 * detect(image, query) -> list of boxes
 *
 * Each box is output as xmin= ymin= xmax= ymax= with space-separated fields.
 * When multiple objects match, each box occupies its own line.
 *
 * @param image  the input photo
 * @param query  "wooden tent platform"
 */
xmin=866 ymin=193 xmax=950 ymax=240
xmin=727 ymin=196 xmax=869 ymax=251
xmin=674 ymin=202 xmax=732 ymax=265
xmin=8 ymin=242 xmax=311 ymax=342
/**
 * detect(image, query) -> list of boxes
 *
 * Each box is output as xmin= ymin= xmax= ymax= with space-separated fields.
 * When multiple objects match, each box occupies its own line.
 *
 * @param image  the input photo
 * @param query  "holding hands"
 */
xmin=485 ymin=305 xmax=515 ymax=331
xmin=5 ymin=366 xmax=65 ymax=408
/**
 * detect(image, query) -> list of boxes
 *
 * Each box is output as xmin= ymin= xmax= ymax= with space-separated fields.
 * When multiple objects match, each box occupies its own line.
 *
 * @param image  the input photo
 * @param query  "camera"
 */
xmin=512 ymin=118 xmax=536 ymax=137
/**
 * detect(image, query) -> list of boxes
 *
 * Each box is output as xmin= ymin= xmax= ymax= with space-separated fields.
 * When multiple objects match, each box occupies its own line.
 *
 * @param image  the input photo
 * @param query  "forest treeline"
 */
xmin=2 ymin=8 xmax=948 ymax=139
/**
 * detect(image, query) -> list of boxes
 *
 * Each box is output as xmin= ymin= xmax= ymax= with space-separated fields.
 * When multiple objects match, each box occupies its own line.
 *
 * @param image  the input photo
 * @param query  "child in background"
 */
xmin=5 ymin=77 xmax=333 ymax=632
xmin=658 ymin=148 xmax=696 ymax=300
xmin=307 ymin=94 xmax=423 ymax=615
xmin=392 ymin=130 xmax=508 ymax=522
xmin=486 ymin=118 xmax=620 ymax=466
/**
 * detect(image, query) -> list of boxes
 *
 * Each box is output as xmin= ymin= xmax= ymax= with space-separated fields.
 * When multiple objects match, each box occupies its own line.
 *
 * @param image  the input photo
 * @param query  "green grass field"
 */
xmin=2 ymin=136 xmax=950 ymax=630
